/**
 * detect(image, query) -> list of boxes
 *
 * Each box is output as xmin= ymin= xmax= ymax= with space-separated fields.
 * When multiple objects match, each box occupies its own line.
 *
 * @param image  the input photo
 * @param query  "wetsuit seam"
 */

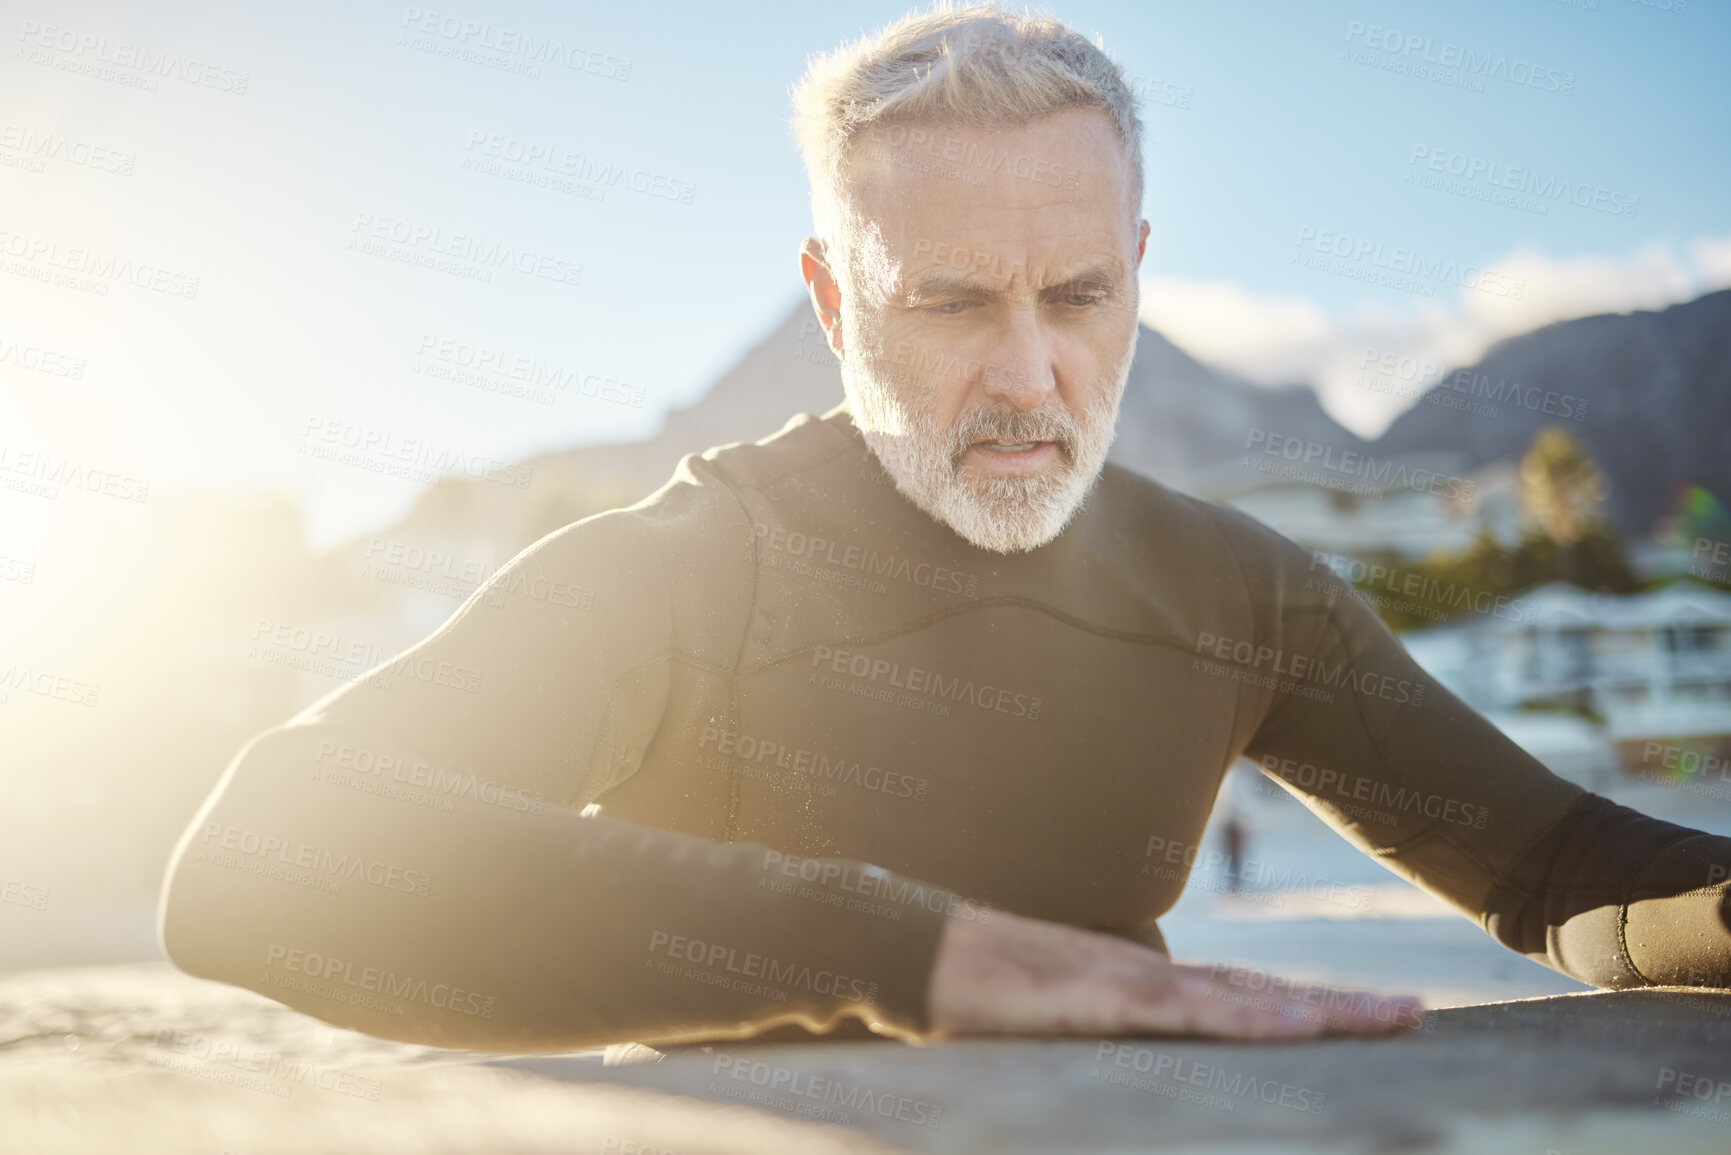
xmin=1616 ymin=901 xmax=1642 ymax=986
xmin=584 ymin=649 xmax=676 ymax=805
xmin=708 ymin=410 xmax=872 ymax=492
xmin=1193 ymin=506 xmax=1263 ymax=778
xmin=1469 ymin=785 xmax=1595 ymax=946
xmin=586 ymin=508 xmax=687 ymax=808
xmin=1479 ymin=793 xmax=1597 ymax=908
xmin=1350 ymin=673 xmax=1504 ymax=880
xmin=1615 ymin=828 xmax=1710 ymax=986
xmin=761 ymin=418 xmax=872 ymax=486
xmin=737 ymin=595 xmax=1197 ymax=679
xmin=703 ymin=462 xmax=762 ymax=845
xmin=664 ymin=650 xmax=735 ymax=680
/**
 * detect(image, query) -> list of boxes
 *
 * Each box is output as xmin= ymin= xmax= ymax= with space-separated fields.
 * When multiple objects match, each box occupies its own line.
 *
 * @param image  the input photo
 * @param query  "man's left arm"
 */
xmin=1226 ymin=515 xmax=1731 ymax=990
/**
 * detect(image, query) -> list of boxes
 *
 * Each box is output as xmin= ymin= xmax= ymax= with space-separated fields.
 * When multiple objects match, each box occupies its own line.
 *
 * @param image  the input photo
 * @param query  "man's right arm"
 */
xmin=159 ymin=492 xmax=958 ymax=1051
xmin=161 ymin=465 xmax=1423 ymax=1049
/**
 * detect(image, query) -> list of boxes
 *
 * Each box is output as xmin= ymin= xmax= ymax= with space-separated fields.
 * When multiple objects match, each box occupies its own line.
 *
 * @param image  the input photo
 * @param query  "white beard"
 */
xmin=843 ymin=352 xmax=1130 ymax=554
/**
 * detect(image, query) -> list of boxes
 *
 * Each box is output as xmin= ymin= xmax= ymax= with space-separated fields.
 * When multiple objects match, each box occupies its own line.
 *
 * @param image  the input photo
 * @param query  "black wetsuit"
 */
xmin=160 ymin=405 xmax=1731 ymax=1050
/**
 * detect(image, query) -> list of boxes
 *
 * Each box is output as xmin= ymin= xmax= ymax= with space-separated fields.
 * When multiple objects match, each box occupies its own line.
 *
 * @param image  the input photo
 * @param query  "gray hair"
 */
xmin=790 ymin=3 xmax=1144 ymax=264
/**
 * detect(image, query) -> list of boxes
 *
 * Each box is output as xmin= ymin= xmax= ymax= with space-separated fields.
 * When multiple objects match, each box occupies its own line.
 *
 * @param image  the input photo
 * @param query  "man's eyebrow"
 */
xmin=1043 ymin=265 xmax=1122 ymax=291
xmin=902 ymin=263 xmax=1124 ymax=301
xmin=902 ymin=272 xmax=1001 ymax=300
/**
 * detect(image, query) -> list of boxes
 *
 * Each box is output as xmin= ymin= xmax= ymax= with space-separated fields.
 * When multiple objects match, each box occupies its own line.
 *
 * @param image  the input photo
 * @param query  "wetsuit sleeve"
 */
xmin=158 ymin=483 xmax=958 ymax=1051
xmin=1227 ymin=517 xmax=1731 ymax=990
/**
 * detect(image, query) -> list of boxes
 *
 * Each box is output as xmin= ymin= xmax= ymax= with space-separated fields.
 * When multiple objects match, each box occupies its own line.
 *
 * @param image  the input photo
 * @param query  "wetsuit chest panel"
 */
xmin=717 ymin=604 xmax=1237 ymax=927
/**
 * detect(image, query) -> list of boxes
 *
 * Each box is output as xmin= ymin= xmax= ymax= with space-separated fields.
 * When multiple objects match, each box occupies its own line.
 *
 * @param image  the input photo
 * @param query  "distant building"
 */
xmin=1401 ymin=582 xmax=1731 ymax=787
xmin=1194 ymin=454 xmax=1519 ymax=559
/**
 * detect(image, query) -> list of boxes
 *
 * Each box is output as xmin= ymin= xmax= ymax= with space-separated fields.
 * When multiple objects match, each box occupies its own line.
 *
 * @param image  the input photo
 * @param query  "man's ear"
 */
xmin=799 ymin=237 xmax=844 ymax=358
xmin=1135 ymin=219 xmax=1150 ymax=267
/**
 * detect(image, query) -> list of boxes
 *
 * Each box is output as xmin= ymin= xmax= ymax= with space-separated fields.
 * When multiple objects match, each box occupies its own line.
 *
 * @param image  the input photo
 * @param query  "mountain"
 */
xmin=355 ymin=290 xmax=1730 ymax=571
xmin=1376 ymin=289 xmax=1731 ymax=538
xmin=534 ymin=301 xmax=850 ymax=500
xmin=365 ymin=299 xmax=1366 ymax=562
xmin=517 ymin=300 xmax=1368 ymax=506
xmin=1107 ymin=325 xmax=1368 ymax=489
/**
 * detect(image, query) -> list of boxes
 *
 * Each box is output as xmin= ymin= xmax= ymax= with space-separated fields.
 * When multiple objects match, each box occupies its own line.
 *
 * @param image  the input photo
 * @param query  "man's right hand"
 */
xmin=925 ymin=906 xmax=1425 ymax=1040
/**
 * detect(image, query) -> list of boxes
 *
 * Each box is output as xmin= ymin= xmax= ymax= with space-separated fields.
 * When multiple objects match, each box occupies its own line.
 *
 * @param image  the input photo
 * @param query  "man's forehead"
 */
xmin=841 ymin=107 xmax=1135 ymax=290
xmin=847 ymin=105 xmax=1130 ymax=190
xmin=865 ymin=218 xmax=1131 ymax=301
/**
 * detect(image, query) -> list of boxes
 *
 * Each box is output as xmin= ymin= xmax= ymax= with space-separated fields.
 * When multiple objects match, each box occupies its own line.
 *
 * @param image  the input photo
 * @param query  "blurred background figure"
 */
xmin=1222 ymin=805 xmax=1248 ymax=896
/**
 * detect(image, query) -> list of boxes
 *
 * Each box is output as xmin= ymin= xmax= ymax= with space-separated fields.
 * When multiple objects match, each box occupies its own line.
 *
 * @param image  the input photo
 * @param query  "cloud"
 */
xmin=1139 ymin=236 xmax=1731 ymax=438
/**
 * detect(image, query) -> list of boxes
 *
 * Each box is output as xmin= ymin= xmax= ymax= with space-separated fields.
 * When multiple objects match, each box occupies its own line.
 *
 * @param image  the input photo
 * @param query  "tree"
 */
xmin=1518 ymin=426 xmax=1608 ymax=547
xmin=1345 ymin=427 xmax=1637 ymax=630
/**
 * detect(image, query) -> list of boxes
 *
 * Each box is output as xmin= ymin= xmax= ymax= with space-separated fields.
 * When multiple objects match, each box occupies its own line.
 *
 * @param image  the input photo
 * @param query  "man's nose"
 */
xmin=979 ymin=313 xmax=1057 ymax=410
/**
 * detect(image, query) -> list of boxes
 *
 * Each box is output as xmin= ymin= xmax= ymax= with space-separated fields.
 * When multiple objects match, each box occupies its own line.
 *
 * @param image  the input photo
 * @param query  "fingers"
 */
xmin=924 ymin=907 xmax=1429 ymax=1042
xmin=1141 ymin=962 xmax=1426 ymax=1041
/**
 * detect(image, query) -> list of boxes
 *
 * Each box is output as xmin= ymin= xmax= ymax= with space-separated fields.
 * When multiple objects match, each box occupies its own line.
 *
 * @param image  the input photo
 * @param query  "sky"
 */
xmin=2 ymin=0 xmax=1727 ymax=551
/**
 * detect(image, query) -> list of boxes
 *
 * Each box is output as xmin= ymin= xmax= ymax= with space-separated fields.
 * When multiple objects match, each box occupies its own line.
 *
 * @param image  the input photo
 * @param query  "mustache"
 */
xmin=947 ymin=405 xmax=1079 ymax=465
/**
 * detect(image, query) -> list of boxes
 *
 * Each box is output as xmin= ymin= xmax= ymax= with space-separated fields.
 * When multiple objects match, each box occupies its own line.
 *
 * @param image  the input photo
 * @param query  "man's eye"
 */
xmin=1063 ymin=293 xmax=1103 ymax=307
xmin=930 ymin=301 xmax=972 ymax=315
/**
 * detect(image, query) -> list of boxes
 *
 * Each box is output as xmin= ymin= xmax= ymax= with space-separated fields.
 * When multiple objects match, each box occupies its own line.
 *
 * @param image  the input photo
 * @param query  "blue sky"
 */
xmin=2 ymin=0 xmax=1726 ymax=548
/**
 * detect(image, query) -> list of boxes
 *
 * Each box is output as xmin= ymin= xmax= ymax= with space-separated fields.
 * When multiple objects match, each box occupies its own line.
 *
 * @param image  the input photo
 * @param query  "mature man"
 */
xmin=161 ymin=7 xmax=1731 ymax=1052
